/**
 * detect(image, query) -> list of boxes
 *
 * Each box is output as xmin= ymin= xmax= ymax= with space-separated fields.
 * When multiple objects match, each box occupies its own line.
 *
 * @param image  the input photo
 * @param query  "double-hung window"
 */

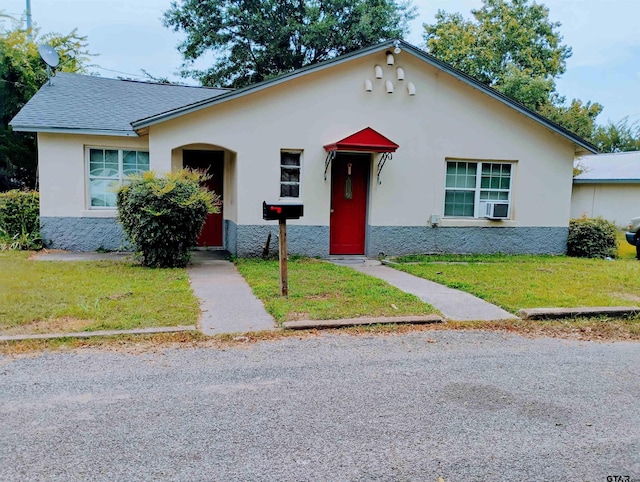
xmin=444 ymin=160 xmax=512 ymax=217
xmin=88 ymin=148 xmax=149 ymax=208
xmin=280 ymin=151 xmax=301 ymax=198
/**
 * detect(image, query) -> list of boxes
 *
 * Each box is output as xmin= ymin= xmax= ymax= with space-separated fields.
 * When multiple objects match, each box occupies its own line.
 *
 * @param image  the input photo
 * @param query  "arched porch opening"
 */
xmin=171 ymin=143 xmax=237 ymax=251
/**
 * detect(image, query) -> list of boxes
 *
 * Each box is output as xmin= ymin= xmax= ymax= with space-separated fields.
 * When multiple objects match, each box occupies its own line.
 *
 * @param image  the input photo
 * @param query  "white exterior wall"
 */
xmin=37 ymin=133 xmax=148 ymax=217
xmin=571 ymin=183 xmax=640 ymax=227
xmin=170 ymin=144 xmax=238 ymax=224
xmin=148 ymin=52 xmax=576 ymax=228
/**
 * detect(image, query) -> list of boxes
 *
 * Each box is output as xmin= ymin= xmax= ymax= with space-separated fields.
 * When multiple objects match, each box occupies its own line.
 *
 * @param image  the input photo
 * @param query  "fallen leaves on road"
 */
xmin=1 ymin=317 xmax=638 ymax=357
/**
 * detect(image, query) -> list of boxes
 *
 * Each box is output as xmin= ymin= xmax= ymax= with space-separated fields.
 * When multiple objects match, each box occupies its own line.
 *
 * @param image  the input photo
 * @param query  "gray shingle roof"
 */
xmin=10 ymin=41 xmax=598 ymax=154
xmin=574 ymin=151 xmax=640 ymax=183
xmin=10 ymin=72 xmax=228 ymax=135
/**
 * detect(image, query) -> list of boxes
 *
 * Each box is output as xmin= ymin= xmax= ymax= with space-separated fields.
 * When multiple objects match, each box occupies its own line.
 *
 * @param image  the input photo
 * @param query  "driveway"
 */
xmin=1 ymin=331 xmax=638 ymax=481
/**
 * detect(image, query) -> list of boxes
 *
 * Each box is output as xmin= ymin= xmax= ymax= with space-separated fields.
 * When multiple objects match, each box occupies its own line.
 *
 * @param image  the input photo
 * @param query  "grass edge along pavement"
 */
xmin=389 ymin=253 xmax=640 ymax=317
xmin=3 ymin=316 xmax=639 ymax=356
xmin=3 ymin=248 xmax=640 ymax=349
xmin=0 ymin=251 xmax=199 ymax=336
xmin=235 ymin=257 xmax=438 ymax=324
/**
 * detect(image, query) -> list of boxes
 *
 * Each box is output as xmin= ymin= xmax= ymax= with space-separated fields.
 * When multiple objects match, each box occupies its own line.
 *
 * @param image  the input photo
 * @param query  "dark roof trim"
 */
xmin=131 ymin=40 xmax=597 ymax=154
xmin=574 ymin=179 xmax=640 ymax=184
xmin=398 ymin=42 xmax=598 ymax=154
xmin=11 ymin=126 xmax=138 ymax=137
xmin=131 ymin=41 xmax=393 ymax=129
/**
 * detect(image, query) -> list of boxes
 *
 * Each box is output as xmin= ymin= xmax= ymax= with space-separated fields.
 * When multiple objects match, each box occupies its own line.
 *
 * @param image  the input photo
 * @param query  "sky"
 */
xmin=3 ymin=0 xmax=639 ymax=125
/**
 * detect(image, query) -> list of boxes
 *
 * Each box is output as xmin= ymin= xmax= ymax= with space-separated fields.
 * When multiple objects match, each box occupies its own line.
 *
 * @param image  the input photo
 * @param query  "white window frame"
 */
xmin=279 ymin=150 xmax=303 ymax=200
xmin=86 ymin=147 xmax=149 ymax=209
xmin=444 ymin=160 xmax=514 ymax=218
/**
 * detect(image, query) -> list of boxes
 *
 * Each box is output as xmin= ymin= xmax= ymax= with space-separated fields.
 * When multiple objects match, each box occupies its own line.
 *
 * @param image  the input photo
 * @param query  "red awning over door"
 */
xmin=323 ymin=127 xmax=399 ymax=153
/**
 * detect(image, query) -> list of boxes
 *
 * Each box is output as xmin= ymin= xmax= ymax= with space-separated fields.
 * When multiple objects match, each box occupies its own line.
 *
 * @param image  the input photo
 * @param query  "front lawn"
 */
xmin=0 ymin=251 xmax=199 ymax=335
xmin=617 ymin=229 xmax=637 ymax=259
xmin=235 ymin=257 xmax=436 ymax=323
xmin=392 ymin=253 xmax=640 ymax=313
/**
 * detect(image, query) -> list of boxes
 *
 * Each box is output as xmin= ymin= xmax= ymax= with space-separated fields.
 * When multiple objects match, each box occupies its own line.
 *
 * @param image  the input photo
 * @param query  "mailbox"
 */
xmin=263 ymin=201 xmax=304 ymax=220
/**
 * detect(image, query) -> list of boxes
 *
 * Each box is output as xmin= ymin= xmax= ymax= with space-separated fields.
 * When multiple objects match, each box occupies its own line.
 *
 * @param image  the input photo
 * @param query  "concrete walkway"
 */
xmin=334 ymin=259 xmax=518 ymax=321
xmin=31 ymin=250 xmax=515 ymax=334
xmin=33 ymin=250 xmax=276 ymax=336
xmin=187 ymin=252 xmax=276 ymax=335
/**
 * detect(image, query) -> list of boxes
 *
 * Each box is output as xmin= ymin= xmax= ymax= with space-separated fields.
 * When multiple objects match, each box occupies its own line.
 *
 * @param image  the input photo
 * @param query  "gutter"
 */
xmin=131 ymin=41 xmax=397 ymax=130
xmin=10 ymin=126 xmax=139 ymax=137
xmin=573 ymin=178 xmax=640 ymax=184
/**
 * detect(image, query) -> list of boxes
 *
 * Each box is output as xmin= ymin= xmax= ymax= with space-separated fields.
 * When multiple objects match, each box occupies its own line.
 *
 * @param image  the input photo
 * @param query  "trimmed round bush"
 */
xmin=0 ymin=190 xmax=42 ymax=250
xmin=567 ymin=216 xmax=618 ymax=259
xmin=117 ymin=170 xmax=218 ymax=268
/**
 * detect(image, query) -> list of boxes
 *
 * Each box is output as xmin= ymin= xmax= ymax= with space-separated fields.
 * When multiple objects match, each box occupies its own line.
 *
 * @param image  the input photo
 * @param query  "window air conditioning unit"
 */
xmin=484 ymin=201 xmax=509 ymax=220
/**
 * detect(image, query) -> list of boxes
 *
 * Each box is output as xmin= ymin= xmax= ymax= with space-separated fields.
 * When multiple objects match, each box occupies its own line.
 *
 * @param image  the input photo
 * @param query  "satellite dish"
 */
xmin=38 ymin=44 xmax=60 ymax=86
xmin=38 ymin=44 xmax=59 ymax=68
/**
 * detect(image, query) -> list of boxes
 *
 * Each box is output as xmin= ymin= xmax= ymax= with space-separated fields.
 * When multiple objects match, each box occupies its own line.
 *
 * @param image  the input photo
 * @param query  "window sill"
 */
xmin=438 ymin=218 xmax=516 ymax=228
xmin=81 ymin=209 xmax=118 ymax=218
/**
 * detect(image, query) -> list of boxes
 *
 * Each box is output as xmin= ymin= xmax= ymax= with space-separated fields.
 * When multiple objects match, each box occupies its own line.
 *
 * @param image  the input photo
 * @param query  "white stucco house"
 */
xmin=571 ymin=151 xmax=640 ymax=227
xmin=10 ymin=40 xmax=597 ymax=257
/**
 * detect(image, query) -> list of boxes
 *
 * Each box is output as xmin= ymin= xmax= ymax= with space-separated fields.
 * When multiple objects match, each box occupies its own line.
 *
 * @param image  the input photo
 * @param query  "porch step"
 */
xmin=328 ymin=257 xmax=380 ymax=267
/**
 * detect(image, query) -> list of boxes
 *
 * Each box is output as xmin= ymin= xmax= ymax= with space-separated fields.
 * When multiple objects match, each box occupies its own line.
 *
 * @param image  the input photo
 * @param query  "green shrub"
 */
xmin=567 ymin=216 xmax=618 ymax=259
xmin=117 ymin=169 xmax=219 ymax=268
xmin=0 ymin=190 xmax=42 ymax=250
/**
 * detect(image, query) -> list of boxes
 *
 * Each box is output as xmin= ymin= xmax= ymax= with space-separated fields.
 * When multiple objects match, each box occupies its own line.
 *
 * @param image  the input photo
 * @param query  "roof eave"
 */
xmin=131 ymin=41 xmax=397 ymax=130
xmin=574 ymin=178 xmax=640 ymax=184
xmin=131 ymin=39 xmax=598 ymax=154
xmin=10 ymin=125 xmax=139 ymax=137
xmin=395 ymin=43 xmax=598 ymax=154
xmin=575 ymin=146 xmax=598 ymax=156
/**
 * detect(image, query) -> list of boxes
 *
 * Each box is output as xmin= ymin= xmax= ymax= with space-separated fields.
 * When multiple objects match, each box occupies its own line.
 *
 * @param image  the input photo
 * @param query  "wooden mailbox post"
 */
xmin=262 ymin=202 xmax=304 ymax=296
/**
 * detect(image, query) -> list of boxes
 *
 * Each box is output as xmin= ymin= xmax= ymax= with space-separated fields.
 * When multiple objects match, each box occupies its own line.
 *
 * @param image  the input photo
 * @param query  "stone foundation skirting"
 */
xmin=366 ymin=225 xmax=568 ymax=256
xmin=40 ymin=218 xmax=568 ymax=256
xmin=235 ymin=224 xmax=330 ymax=258
xmin=224 ymin=220 xmax=238 ymax=255
xmin=41 ymin=216 xmax=129 ymax=252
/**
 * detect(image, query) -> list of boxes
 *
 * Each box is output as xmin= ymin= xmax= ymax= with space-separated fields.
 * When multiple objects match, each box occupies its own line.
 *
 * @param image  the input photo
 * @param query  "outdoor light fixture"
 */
xmin=364 ymin=79 xmax=373 ymax=92
xmin=386 ymin=80 xmax=394 ymax=94
xmin=407 ymin=82 xmax=416 ymax=96
xmin=374 ymin=65 xmax=383 ymax=79
xmin=396 ymin=67 xmax=405 ymax=81
xmin=393 ymin=40 xmax=402 ymax=54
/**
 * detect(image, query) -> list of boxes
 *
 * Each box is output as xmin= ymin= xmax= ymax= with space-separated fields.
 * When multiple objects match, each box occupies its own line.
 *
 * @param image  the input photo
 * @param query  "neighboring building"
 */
xmin=11 ymin=40 xmax=596 ymax=257
xmin=572 ymin=151 xmax=640 ymax=227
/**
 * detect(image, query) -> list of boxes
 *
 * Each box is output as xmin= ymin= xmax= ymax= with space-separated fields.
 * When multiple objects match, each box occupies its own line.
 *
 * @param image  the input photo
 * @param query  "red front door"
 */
xmin=330 ymin=154 xmax=370 ymax=255
xmin=183 ymin=150 xmax=224 ymax=247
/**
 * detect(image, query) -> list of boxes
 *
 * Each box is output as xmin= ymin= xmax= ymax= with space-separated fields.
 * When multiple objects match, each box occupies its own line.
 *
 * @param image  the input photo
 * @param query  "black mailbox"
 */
xmin=263 ymin=201 xmax=304 ymax=220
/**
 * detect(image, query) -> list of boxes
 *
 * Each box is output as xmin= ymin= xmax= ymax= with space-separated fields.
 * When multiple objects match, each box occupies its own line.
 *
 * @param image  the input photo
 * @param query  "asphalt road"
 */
xmin=1 ymin=331 xmax=638 ymax=481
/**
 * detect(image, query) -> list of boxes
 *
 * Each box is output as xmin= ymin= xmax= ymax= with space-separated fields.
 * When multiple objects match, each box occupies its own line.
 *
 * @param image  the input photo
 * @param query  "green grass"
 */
xmin=617 ymin=229 xmax=637 ymax=259
xmin=235 ymin=257 xmax=436 ymax=323
xmin=392 ymin=252 xmax=640 ymax=313
xmin=0 ymin=251 xmax=199 ymax=334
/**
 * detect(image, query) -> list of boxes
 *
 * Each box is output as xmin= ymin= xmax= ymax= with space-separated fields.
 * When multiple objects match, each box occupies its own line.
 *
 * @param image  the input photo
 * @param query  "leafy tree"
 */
xmin=592 ymin=117 xmax=640 ymax=153
xmin=424 ymin=0 xmax=569 ymax=102
xmin=538 ymin=97 xmax=603 ymax=141
xmin=164 ymin=0 xmax=416 ymax=88
xmin=0 ymin=19 xmax=90 ymax=190
xmin=423 ymin=0 xmax=602 ymax=140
